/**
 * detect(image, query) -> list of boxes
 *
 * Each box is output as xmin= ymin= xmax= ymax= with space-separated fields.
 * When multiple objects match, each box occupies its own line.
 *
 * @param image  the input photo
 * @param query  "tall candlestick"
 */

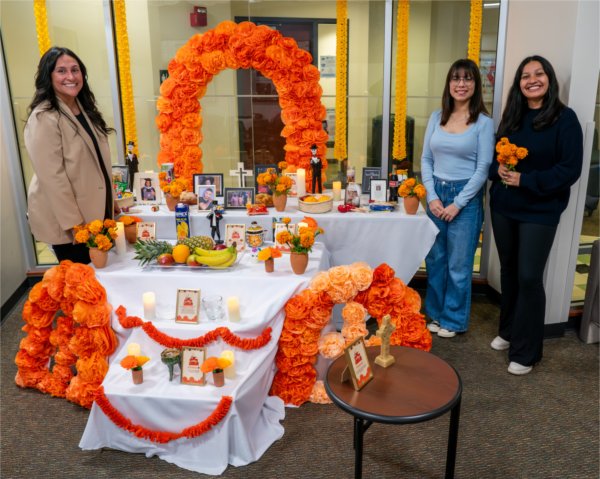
xmin=220 ymin=350 xmax=236 ymax=379
xmin=127 ymin=342 xmax=141 ymax=356
xmin=115 ymin=222 xmax=127 ymax=255
xmin=227 ymin=296 xmax=240 ymax=322
xmin=296 ymin=168 xmax=306 ymax=197
xmin=143 ymin=292 xmax=156 ymax=320
xmin=332 ymin=181 xmax=342 ymax=201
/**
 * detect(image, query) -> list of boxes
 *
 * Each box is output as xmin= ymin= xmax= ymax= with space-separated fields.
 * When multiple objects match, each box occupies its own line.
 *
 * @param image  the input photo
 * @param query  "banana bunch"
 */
xmin=192 ymin=245 xmax=237 ymax=268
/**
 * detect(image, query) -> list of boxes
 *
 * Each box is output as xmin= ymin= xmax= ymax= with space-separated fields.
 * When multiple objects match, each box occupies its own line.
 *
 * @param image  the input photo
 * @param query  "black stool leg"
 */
xmin=445 ymin=398 xmax=461 ymax=478
xmin=354 ymin=417 xmax=364 ymax=479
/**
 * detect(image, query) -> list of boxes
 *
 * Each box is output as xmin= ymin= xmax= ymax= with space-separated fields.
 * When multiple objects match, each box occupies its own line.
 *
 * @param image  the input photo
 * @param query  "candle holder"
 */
xmin=161 ymin=348 xmax=182 ymax=381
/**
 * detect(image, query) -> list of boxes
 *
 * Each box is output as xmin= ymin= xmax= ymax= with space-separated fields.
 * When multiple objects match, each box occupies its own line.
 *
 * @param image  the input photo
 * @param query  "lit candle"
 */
xmin=220 ymin=350 xmax=236 ymax=379
xmin=296 ymin=168 xmax=306 ymax=197
xmin=227 ymin=296 xmax=240 ymax=322
xmin=332 ymin=181 xmax=342 ymax=201
xmin=115 ymin=222 xmax=127 ymax=255
xmin=127 ymin=342 xmax=141 ymax=356
xmin=143 ymin=292 xmax=156 ymax=320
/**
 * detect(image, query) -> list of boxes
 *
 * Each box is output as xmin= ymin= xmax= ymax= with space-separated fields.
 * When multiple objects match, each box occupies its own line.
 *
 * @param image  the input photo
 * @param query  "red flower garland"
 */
xmin=116 ymin=305 xmax=272 ymax=350
xmin=94 ymin=387 xmax=232 ymax=443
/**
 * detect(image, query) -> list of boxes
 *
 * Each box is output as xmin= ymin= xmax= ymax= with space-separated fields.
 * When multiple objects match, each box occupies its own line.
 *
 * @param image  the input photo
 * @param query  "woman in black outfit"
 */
xmin=488 ymin=55 xmax=583 ymax=375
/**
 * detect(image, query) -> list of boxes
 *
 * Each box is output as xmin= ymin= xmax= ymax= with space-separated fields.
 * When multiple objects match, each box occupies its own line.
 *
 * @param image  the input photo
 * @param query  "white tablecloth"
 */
xmin=79 ymin=244 xmax=330 ymax=475
xmin=122 ymin=194 xmax=438 ymax=284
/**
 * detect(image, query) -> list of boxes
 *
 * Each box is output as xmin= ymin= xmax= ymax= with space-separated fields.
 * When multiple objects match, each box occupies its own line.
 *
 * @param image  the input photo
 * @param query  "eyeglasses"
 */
xmin=450 ymin=76 xmax=474 ymax=85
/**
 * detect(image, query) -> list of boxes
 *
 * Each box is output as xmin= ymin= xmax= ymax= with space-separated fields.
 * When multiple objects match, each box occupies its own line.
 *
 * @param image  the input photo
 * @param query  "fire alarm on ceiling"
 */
xmin=190 ymin=6 xmax=207 ymax=27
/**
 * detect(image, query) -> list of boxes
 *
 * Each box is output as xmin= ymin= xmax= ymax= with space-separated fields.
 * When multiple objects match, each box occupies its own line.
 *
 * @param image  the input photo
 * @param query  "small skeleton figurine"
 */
xmin=310 ymin=144 xmax=322 ymax=194
xmin=207 ymin=200 xmax=224 ymax=243
xmin=125 ymin=140 xmax=139 ymax=191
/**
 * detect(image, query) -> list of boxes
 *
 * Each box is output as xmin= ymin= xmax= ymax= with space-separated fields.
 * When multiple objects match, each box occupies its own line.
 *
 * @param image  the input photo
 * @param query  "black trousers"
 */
xmin=490 ymin=211 xmax=557 ymax=366
xmin=52 ymin=243 xmax=91 ymax=264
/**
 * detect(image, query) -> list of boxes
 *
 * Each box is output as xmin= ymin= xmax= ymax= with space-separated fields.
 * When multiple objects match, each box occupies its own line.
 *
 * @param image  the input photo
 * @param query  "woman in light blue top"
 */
xmin=421 ymin=59 xmax=494 ymax=337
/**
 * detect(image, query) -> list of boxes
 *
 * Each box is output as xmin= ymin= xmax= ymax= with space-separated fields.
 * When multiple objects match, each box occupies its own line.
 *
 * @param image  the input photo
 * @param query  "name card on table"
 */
xmin=181 ymin=346 xmax=206 ymax=386
xmin=342 ymin=337 xmax=373 ymax=391
xmin=136 ymin=222 xmax=156 ymax=241
xmin=225 ymin=224 xmax=246 ymax=252
xmin=176 ymin=289 xmax=200 ymax=324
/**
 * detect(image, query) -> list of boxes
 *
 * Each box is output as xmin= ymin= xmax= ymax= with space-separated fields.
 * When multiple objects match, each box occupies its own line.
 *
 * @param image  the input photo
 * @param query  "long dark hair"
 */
xmin=497 ymin=55 xmax=564 ymax=137
xmin=440 ymin=58 xmax=488 ymax=125
xmin=27 ymin=46 xmax=113 ymax=135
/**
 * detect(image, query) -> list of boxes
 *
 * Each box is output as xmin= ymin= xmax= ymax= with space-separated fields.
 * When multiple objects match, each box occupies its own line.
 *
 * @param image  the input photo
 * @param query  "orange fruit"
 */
xmin=172 ymin=244 xmax=190 ymax=263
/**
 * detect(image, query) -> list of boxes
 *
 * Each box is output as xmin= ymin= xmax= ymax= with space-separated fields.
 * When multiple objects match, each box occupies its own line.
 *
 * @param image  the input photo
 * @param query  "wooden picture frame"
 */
xmin=343 ymin=336 xmax=373 ymax=391
xmin=176 ymin=289 xmax=200 ymax=324
xmin=370 ymin=179 xmax=388 ymax=202
xmin=361 ymin=167 xmax=381 ymax=194
xmin=225 ymin=223 xmax=246 ymax=252
xmin=134 ymin=172 xmax=161 ymax=205
xmin=254 ymin=164 xmax=277 ymax=194
xmin=136 ymin=222 xmax=156 ymax=241
xmin=194 ymin=173 xmax=224 ymax=197
xmin=181 ymin=346 xmax=206 ymax=386
xmin=224 ymin=187 xmax=254 ymax=209
xmin=197 ymin=185 xmax=216 ymax=212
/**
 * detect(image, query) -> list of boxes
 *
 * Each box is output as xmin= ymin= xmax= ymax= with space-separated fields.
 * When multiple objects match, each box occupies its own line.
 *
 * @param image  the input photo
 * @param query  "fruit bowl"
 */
xmin=298 ymin=194 xmax=333 ymax=214
xmin=115 ymin=193 xmax=135 ymax=209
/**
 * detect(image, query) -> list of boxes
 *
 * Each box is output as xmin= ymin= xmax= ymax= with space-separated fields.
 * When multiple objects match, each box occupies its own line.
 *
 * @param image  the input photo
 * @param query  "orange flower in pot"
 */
xmin=120 ymin=354 xmax=150 ymax=384
xmin=398 ymin=177 xmax=426 ymax=215
xmin=201 ymin=356 xmax=232 ymax=387
xmin=257 ymin=247 xmax=282 ymax=273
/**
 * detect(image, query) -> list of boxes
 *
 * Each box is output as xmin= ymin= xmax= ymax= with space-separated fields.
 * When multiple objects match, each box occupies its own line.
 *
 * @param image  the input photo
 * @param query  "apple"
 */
xmin=186 ymin=254 xmax=200 ymax=267
xmin=214 ymin=243 xmax=227 ymax=250
xmin=157 ymin=253 xmax=174 ymax=265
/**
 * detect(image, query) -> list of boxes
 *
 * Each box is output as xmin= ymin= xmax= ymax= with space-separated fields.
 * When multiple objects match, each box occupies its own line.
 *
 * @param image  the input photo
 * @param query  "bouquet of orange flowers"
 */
xmin=257 ymin=246 xmax=282 ymax=262
xmin=398 ymin=177 xmax=426 ymax=199
xmin=73 ymin=219 xmax=118 ymax=251
xmin=257 ymin=167 xmax=294 ymax=196
xmin=159 ymin=174 xmax=189 ymax=198
xmin=200 ymin=356 xmax=232 ymax=374
xmin=118 ymin=215 xmax=142 ymax=227
xmin=276 ymin=217 xmax=323 ymax=254
xmin=120 ymin=355 xmax=150 ymax=371
xmin=496 ymin=137 xmax=528 ymax=171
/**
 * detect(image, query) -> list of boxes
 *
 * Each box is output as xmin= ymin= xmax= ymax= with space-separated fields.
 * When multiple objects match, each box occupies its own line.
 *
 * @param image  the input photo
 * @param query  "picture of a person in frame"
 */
xmin=198 ymin=186 xmax=215 ymax=211
xmin=141 ymin=178 xmax=156 ymax=201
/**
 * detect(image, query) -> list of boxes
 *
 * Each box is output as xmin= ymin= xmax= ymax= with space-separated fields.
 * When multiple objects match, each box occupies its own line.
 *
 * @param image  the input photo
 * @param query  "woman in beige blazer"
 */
xmin=25 ymin=47 xmax=115 ymax=263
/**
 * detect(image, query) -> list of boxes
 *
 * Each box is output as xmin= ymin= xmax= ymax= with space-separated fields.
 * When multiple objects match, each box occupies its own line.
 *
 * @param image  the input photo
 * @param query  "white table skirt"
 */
xmin=122 ymin=194 xmax=438 ymax=284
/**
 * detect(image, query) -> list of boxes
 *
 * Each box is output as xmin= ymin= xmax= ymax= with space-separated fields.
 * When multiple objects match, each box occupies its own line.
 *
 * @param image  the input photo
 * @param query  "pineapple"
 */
xmin=133 ymin=240 xmax=173 ymax=266
xmin=178 ymin=235 xmax=215 ymax=251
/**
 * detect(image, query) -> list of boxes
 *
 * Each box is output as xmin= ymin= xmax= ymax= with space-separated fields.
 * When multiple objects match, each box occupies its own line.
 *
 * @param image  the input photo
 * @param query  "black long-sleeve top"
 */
xmin=489 ymin=106 xmax=583 ymax=226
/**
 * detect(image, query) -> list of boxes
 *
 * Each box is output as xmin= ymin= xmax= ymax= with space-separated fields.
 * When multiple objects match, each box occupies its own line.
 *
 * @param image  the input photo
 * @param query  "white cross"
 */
xmin=229 ymin=162 xmax=253 ymax=187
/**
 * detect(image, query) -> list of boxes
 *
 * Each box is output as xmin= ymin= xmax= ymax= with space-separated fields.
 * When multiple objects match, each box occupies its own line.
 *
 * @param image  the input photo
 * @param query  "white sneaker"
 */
xmin=427 ymin=321 xmax=441 ymax=333
xmin=491 ymin=336 xmax=510 ymax=351
xmin=437 ymin=328 xmax=456 ymax=338
xmin=508 ymin=362 xmax=533 ymax=375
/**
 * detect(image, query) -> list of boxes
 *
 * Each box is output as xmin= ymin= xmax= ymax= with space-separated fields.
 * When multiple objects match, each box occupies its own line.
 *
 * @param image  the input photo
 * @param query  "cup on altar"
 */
xmin=220 ymin=350 xmax=236 ymax=379
xmin=227 ymin=296 xmax=241 ymax=322
xmin=143 ymin=292 xmax=156 ymax=320
xmin=332 ymin=181 xmax=342 ymax=201
xmin=297 ymin=168 xmax=306 ymax=197
xmin=202 ymin=295 xmax=225 ymax=321
xmin=127 ymin=342 xmax=141 ymax=357
xmin=115 ymin=222 xmax=127 ymax=255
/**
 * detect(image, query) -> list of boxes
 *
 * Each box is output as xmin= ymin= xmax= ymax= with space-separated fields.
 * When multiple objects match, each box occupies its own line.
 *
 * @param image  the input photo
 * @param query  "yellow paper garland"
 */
xmin=33 ymin=0 xmax=51 ymax=57
xmin=334 ymin=0 xmax=348 ymax=161
xmin=392 ymin=0 xmax=409 ymax=161
xmin=468 ymin=0 xmax=483 ymax=65
xmin=113 ymin=0 xmax=138 ymax=155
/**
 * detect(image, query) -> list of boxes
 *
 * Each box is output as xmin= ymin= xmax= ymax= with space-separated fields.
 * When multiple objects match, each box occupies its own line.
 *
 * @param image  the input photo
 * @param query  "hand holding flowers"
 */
xmin=74 ymin=219 xmax=118 ymax=251
xmin=496 ymin=137 xmax=528 ymax=187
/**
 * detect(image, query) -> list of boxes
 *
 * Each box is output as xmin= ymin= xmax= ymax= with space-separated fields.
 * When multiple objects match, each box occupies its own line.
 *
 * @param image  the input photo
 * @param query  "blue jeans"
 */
xmin=425 ymin=178 xmax=483 ymax=332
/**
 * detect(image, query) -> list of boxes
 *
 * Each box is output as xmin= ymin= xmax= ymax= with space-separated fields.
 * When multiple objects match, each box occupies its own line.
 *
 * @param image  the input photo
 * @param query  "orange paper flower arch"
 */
xmin=156 ymin=20 xmax=329 ymax=190
xmin=15 ymin=261 xmax=118 ymax=408
xmin=270 ymin=262 xmax=432 ymax=406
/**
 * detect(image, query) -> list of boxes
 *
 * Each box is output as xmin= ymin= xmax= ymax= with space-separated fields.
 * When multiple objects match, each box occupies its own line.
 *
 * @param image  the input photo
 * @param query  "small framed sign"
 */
xmin=343 ymin=337 xmax=373 ymax=391
xmin=181 ymin=346 xmax=206 ymax=386
xmin=225 ymin=223 xmax=246 ymax=252
xmin=361 ymin=167 xmax=381 ymax=194
xmin=176 ymin=289 xmax=200 ymax=324
xmin=134 ymin=172 xmax=161 ymax=205
xmin=136 ymin=222 xmax=156 ymax=241
xmin=370 ymin=179 xmax=388 ymax=202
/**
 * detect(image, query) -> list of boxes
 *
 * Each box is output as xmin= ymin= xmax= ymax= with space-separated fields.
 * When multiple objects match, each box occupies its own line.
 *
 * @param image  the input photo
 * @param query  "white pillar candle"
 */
xmin=296 ymin=168 xmax=306 ymax=197
xmin=227 ymin=296 xmax=240 ymax=322
xmin=220 ymin=350 xmax=236 ymax=379
xmin=332 ymin=181 xmax=342 ymax=201
xmin=127 ymin=342 xmax=141 ymax=356
xmin=115 ymin=222 xmax=127 ymax=255
xmin=143 ymin=292 xmax=156 ymax=320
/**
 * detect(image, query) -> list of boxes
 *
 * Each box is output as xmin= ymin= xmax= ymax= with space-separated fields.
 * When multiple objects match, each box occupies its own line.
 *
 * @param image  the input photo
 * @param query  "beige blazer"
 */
xmin=25 ymin=98 xmax=113 ymax=245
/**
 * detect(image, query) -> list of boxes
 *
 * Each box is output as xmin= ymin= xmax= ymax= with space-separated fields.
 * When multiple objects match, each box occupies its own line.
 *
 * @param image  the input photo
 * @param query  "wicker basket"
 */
xmin=115 ymin=195 xmax=135 ymax=209
xmin=298 ymin=195 xmax=333 ymax=214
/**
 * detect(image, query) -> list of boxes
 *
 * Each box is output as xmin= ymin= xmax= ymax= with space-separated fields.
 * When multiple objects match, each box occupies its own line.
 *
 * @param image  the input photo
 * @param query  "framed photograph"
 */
xmin=344 ymin=183 xmax=361 ymax=207
xmin=111 ymin=165 xmax=129 ymax=186
xmin=224 ymin=187 xmax=254 ymax=209
xmin=343 ymin=337 xmax=373 ymax=391
xmin=194 ymin=173 xmax=224 ymax=197
xmin=370 ymin=179 xmax=388 ymax=202
xmin=136 ymin=222 xmax=156 ymax=241
xmin=197 ymin=185 xmax=216 ymax=212
xmin=181 ymin=346 xmax=206 ymax=386
xmin=225 ymin=223 xmax=246 ymax=252
xmin=176 ymin=289 xmax=200 ymax=324
xmin=254 ymin=164 xmax=277 ymax=194
xmin=361 ymin=167 xmax=381 ymax=194
xmin=134 ymin=172 xmax=161 ymax=205
xmin=285 ymin=172 xmax=298 ymax=196
xmin=160 ymin=163 xmax=174 ymax=183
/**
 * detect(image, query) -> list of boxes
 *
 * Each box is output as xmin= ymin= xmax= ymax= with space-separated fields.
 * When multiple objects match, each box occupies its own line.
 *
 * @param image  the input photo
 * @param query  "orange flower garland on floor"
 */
xmin=270 ymin=262 xmax=431 ymax=406
xmin=15 ymin=261 xmax=117 ymax=408
xmin=156 ymin=20 xmax=328 ymax=186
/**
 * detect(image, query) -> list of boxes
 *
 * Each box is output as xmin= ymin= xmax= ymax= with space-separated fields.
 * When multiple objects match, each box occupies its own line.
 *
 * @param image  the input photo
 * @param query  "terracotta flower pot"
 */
xmin=272 ymin=193 xmax=287 ymax=212
xmin=403 ymin=196 xmax=419 ymax=215
xmin=290 ymin=252 xmax=309 ymax=275
xmin=165 ymin=193 xmax=179 ymax=211
xmin=89 ymin=247 xmax=108 ymax=268
xmin=124 ymin=224 xmax=137 ymax=244
xmin=264 ymin=258 xmax=274 ymax=273
xmin=213 ymin=370 xmax=225 ymax=387
xmin=132 ymin=368 xmax=143 ymax=385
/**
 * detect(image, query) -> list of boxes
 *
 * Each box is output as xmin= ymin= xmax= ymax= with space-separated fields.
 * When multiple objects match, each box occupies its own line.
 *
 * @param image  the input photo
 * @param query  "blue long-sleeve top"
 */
xmin=488 ymin=107 xmax=583 ymax=226
xmin=420 ymin=109 xmax=494 ymax=209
